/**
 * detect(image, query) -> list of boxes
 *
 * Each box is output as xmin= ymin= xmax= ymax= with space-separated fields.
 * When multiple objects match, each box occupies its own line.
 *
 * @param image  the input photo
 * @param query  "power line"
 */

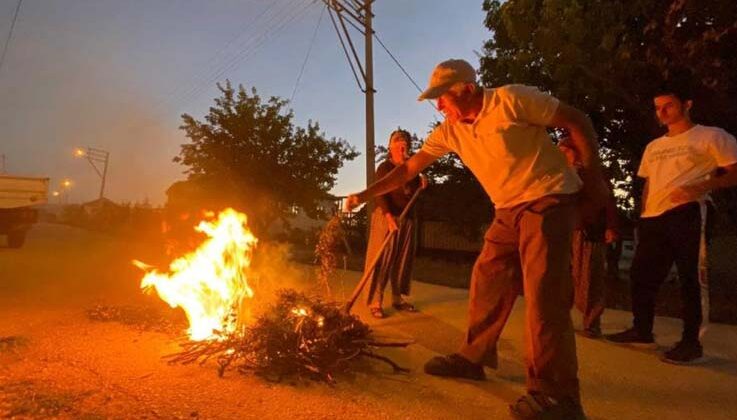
xmin=122 ymin=0 xmax=317 ymax=137
xmin=168 ymin=0 xmax=315 ymax=112
xmin=152 ymin=0 xmax=302 ymax=115
xmin=372 ymin=30 xmax=440 ymax=117
xmin=118 ymin=0 xmax=309 ymax=135
xmin=326 ymin=3 xmax=364 ymax=91
xmin=0 ymin=0 xmax=22 ymax=76
xmin=146 ymin=0 xmax=282 ymax=117
xmin=291 ymin=3 xmax=326 ymax=102
xmin=373 ymin=33 xmax=422 ymax=94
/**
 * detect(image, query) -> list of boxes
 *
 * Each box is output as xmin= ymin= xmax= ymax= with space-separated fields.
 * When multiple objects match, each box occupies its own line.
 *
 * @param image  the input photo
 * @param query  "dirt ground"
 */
xmin=0 ymin=224 xmax=512 ymax=419
xmin=2 ymin=223 xmax=737 ymax=419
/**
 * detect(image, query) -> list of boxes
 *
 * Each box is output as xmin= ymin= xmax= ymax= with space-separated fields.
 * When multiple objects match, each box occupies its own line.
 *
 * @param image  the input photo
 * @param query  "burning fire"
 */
xmin=133 ymin=208 xmax=258 ymax=341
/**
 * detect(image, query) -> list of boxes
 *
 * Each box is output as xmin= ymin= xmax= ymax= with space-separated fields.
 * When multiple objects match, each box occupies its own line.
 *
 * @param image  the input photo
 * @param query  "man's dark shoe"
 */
xmin=661 ymin=341 xmax=703 ymax=365
xmin=604 ymin=327 xmax=657 ymax=349
xmin=423 ymin=353 xmax=485 ymax=380
xmin=509 ymin=392 xmax=586 ymax=420
xmin=577 ymin=326 xmax=602 ymax=339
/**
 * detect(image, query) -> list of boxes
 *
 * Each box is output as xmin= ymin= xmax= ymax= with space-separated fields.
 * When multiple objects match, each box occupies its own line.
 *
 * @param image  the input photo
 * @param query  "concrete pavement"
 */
xmin=1 ymin=223 xmax=736 ymax=419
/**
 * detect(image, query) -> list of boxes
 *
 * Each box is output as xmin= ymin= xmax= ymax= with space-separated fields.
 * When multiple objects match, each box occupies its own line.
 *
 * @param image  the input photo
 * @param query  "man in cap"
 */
xmin=344 ymin=59 xmax=606 ymax=419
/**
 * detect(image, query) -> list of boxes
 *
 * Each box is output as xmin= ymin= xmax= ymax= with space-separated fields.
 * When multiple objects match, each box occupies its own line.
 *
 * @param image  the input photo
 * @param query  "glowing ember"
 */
xmin=291 ymin=307 xmax=309 ymax=317
xmin=133 ymin=208 xmax=257 ymax=341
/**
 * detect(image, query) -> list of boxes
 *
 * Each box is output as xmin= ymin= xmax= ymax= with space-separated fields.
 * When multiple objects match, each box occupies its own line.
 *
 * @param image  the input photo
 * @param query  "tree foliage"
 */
xmin=481 ymin=0 xmax=737 ymax=214
xmin=172 ymin=81 xmax=358 ymax=234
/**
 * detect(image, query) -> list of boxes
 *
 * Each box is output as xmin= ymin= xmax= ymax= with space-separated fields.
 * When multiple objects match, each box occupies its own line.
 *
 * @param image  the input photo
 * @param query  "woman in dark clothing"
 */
xmin=559 ymin=137 xmax=620 ymax=337
xmin=364 ymin=129 xmax=427 ymax=318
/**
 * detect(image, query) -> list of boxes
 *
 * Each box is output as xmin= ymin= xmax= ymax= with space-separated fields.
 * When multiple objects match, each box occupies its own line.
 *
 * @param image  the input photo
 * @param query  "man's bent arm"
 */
xmin=549 ymin=102 xmax=602 ymax=175
xmin=356 ymin=151 xmax=437 ymax=204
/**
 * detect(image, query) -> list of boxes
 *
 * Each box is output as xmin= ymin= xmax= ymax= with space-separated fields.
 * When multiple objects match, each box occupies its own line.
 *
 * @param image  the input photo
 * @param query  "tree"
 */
xmin=480 ymin=0 xmax=737 ymax=215
xmin=172 ymin=81 xmax=358 ymax=235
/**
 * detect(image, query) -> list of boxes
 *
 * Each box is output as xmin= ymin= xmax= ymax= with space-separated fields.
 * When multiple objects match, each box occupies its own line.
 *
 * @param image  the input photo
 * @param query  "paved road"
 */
xmin=1 ymin=223 xmax=736 ymax=419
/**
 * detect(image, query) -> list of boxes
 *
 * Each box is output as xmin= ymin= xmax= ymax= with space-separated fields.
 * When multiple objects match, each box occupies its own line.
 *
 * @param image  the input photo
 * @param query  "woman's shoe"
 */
xmin=370 ymin=307 xmax=385 ymax=318
xmin=392 ymin=301 xmax=418 ymax=312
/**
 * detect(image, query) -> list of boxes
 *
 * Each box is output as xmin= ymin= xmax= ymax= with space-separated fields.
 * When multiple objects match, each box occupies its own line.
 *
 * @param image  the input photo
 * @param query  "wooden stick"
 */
xmin=360 ymin=350 xmax=410 ymax=373
xmin=344 ymin=186 xmax=423 ymax=313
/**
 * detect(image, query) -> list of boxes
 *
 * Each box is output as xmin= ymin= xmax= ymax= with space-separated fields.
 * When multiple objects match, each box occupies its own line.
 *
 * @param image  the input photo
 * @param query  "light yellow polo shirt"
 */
xmin=421 ymin=85 xmax=582 ymax=209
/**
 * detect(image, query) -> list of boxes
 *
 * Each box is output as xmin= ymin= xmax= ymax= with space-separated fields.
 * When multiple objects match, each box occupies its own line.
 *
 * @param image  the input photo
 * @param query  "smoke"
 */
xmin=246 ymin=241 xmax=317 ymax=314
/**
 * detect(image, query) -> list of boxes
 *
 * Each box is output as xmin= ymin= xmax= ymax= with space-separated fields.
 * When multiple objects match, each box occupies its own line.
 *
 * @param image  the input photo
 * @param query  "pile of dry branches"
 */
xmin=169 ymin=289 xmax=408 ymax=384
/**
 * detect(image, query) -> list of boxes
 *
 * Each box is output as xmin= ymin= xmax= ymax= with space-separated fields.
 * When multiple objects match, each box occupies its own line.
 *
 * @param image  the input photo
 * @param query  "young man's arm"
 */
xmin=344 ymin=151 xmax=438 ymax=211
xmin=670 ymin=163 xmax=737 ymax=202
xmin=641 ymin=179 xmax=649 ymax=215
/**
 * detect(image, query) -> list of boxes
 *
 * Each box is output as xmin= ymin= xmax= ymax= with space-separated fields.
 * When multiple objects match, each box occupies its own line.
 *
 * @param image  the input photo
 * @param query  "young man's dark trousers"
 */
xmin=631 ymin=202 xmax=710 ymax=344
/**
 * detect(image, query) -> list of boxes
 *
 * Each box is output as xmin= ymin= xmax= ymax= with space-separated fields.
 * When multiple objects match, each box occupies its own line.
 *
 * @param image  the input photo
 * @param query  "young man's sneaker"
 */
xmin=661 ymin=341 xmax=703 ymax=365
xmin=604 ymin=327 xmax=657 ymax=349
xmin=423 ymin=353 xmax=485 ymax=380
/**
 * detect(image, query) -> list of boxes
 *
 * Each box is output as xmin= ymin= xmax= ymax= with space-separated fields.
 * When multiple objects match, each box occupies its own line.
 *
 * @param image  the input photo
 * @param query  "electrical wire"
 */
xmin=0 ymin=0 xmax=23 ymax=76
xmin=162 ymin=0 xmax=305 ymax=111
xmin=372 ymin=30 xmax=440 ymax=115
xmin=121 ymin=0 xmax=315 ymax=136
xmin=291 ymin=3 xmax=327 ymax=102
xmin=326 ymin=4 xmax=364 ymax=91
xmin=170 ymin=0 xmax=315 ymax=111
xmin=147 ymin=0 xmax=282 ymax=115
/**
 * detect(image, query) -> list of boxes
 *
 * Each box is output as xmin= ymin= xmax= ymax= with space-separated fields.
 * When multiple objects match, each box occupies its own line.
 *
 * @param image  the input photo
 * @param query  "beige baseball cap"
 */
xmin=417 ymin=59 xmax=477 ymax=101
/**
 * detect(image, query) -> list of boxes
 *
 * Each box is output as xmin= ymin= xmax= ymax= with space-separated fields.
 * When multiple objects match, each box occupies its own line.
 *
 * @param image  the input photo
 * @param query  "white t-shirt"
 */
xmin=639 ymin=124 xmax=737 ymax=218
xmin=420 ymin=85 xmax=582 ymax=209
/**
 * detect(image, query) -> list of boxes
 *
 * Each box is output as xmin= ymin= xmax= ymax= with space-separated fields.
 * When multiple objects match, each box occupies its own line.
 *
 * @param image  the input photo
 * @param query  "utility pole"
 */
xmin=74 ymin=147 xmax=110 ymax=199
xmin=363 ymin=1 xmax=375 ymax=185
xmin=323 ymin=0 xmax=376 ymax=187
xmin=0 ymin=153 xmax=6 ymax=173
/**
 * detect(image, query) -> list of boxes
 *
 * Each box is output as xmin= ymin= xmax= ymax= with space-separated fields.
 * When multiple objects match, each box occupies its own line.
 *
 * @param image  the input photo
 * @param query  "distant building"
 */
xmin=80 ymin=197 xmax=121 ymax=216
xmin=268 ymin=197 xmax=339 ymax=237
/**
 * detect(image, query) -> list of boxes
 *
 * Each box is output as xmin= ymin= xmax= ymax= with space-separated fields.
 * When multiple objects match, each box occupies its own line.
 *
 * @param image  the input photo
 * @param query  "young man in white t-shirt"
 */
xmin=605 ymin=84 xmax=737 ymax=364
xmin=344 ymin=59 xmax=607 ymax=420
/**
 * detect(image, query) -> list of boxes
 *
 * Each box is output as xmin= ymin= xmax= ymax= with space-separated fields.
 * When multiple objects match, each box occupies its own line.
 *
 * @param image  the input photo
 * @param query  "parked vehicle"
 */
xmin=0 ymin=174 xmax=49 ymax=248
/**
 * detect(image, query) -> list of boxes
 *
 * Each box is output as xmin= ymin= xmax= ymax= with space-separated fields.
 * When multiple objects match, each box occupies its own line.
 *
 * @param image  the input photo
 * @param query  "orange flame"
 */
xmin=133 ymin=208 xmax=257 ymax=341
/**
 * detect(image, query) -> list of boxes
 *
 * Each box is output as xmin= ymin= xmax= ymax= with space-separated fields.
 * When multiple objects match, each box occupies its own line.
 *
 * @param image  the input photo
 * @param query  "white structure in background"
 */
xmin=268 ymin=197 xmax=339 ymax=238
xmin=0 ymin=174 xmax=49 ymax=248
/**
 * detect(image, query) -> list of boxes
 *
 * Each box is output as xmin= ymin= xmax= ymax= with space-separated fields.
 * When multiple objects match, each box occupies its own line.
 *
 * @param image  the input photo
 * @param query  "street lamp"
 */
xmin=74 ymin=146 xmax=110 ymax=199
xmin=51 ymin=190 xmax=60 ymax=204
xmin=60 ymin=179 xmax=73 ymax=204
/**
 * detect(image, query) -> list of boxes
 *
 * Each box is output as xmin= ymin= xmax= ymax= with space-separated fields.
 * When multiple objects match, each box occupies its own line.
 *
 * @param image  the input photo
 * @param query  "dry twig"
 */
xmin=167 ymin=289 xmax=410 ymax=384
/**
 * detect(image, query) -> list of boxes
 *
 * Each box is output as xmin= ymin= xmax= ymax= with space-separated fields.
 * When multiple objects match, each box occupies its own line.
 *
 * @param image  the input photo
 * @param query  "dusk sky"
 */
xmin=0 ymin=0 xmax=489 ymax=205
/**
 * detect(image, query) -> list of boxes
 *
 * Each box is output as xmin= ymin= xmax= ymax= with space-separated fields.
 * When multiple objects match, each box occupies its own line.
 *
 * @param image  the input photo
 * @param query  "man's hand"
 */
xmin=584 ymin=177 xmax=610 ymax=209
xmin=578 ymin=176 xmax=610 ymax=225
xmin=670 ymin=183 xmax=707 ymax=204
xmin=343 ymin=194 xmax=362 ymax=212
xmin=419 ymin=174 xmax=429 ymax=190
xmin=604 ymin=228 xmax=620 ymax=244
xmin=385 ymin=213 xmax=399 ymax=232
